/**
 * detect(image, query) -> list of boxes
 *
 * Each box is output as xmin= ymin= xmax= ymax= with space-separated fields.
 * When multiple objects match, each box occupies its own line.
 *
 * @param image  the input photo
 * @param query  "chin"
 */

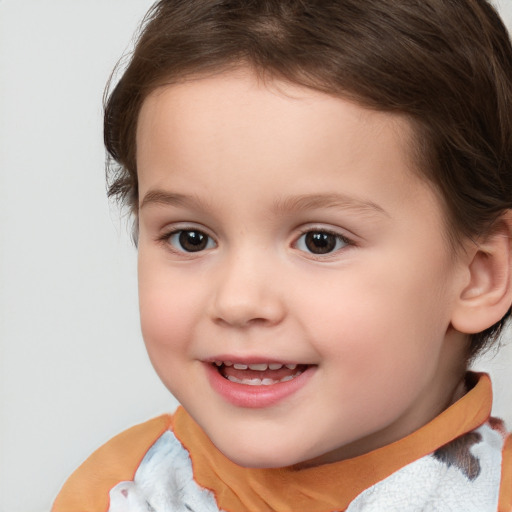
xmin=215 ymin=440 xmax=310 ymax=469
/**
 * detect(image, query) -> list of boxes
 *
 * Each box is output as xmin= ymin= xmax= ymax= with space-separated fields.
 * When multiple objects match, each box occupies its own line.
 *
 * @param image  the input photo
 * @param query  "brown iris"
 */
xmin=304 ymin=232 xmax=337 ymax=254
xmin=178 ymin=230 xmax=209 ymax=252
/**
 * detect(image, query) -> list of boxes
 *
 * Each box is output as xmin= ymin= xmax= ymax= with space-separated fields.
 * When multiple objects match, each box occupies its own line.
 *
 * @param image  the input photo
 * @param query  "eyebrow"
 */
xmin=140 ymin=189 xmax=388 ymax=217
xmin=272 ymin=193 xmax=389 ymax=217
xmin=139 ymin=190 xmax=212 ymax=212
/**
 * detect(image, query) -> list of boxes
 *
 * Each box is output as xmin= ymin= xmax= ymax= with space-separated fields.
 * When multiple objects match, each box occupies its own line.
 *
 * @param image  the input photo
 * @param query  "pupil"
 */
xmin=305 ymin=232 xmax=336 ymax=254
xmin=179 ymin=230 xmax=207 ymax=252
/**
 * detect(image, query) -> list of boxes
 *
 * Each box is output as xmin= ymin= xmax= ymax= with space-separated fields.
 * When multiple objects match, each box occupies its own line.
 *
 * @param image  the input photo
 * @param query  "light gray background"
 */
xmin=1 ymin=1 xmax=511 ymax=511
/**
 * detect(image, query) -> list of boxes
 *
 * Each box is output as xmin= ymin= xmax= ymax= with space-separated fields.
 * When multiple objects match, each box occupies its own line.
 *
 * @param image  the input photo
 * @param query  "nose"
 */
xmin=209 ymin=251 xmax=286 ymax=328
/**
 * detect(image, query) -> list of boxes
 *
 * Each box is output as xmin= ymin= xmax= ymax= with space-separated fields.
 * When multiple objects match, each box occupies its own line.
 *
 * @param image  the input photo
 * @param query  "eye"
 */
xmin=167 ymin=229 xmax=216 ymax=253
xmin=295 ymin=230 xmax=349 ymax=255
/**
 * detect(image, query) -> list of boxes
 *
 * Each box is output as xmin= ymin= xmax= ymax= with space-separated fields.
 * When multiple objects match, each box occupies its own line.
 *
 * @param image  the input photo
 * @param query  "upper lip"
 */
xmin=205 ymin=356 xmax=311 ymax=368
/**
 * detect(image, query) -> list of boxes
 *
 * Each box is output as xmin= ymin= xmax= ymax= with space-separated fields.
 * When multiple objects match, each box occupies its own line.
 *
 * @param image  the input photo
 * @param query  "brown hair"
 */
xmin=104 ymin=0 xmax=512 ymax=358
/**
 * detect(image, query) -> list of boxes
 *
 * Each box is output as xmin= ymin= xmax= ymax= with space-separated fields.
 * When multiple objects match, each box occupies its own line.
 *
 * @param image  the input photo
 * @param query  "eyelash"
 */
xmin=157 ymin=227 xmax=353 ymax=257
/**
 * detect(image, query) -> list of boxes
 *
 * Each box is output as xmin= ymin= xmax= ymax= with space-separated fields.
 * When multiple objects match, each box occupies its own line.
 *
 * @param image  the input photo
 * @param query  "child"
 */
xmin=53 ymin=0 xmax=512 ymax=510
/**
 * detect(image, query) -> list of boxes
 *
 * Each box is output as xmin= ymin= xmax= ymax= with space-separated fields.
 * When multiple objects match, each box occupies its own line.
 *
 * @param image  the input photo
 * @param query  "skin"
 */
xmin=136 ymin=70 xmax=472 ymax=469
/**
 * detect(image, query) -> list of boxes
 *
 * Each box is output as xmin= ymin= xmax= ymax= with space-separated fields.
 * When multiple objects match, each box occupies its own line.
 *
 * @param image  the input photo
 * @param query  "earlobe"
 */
xmin=451 ymin=212 xmax=512 ymax=334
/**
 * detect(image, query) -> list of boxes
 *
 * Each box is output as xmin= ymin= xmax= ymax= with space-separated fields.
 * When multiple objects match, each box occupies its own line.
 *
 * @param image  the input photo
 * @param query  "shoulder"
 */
xmin=51 ymin=414 xmax=173 ymax=512
xmin=500 ymin=432 xmax=512 ymax=512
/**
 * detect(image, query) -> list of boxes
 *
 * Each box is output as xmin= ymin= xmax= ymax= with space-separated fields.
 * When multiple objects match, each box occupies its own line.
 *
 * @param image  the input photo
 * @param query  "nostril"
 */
xmin=213 ymin=313 xmax=282 ymax=328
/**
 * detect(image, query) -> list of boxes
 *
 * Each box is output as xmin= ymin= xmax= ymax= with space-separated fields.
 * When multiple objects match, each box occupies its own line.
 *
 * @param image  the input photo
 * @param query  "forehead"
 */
xmin=138 ymin=69 xmax=411 ymax=143
xmin=136 ymin=70 xmax=442 ymax=224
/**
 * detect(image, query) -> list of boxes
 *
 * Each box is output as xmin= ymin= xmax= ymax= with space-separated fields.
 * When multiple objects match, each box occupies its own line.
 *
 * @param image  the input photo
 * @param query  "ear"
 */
xmin=451 ymin=212 xmax=512 ymax=334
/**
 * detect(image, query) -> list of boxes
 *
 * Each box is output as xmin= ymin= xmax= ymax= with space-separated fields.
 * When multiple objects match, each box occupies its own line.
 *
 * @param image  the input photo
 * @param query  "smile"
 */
xmin=205 ymin=360 xmax=315 ymax=408
xmin=212 ymin=361 xmax=308 ymax=386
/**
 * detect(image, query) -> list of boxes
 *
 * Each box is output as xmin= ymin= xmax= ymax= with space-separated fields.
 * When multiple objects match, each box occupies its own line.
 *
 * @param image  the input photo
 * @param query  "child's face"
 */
xmin=136 ymin=70 xmax=469 ymax=468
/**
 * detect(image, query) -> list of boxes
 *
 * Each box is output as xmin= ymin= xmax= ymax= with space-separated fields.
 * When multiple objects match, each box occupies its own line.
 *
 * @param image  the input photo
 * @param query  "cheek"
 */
xmin=300 ymin=260 xmax=450 ymax=368
xmin=138 ymin=284 xmax=195 ymax=396
xmin=139 ymin=290 xmax=197 ymax=347
xmin=138 ymin=259 xmax=200 ymax=355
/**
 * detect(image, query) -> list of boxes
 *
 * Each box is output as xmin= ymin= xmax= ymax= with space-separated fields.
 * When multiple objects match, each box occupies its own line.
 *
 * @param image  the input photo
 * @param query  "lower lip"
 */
xmin=205 ymin=363 xmax=314 ymax=408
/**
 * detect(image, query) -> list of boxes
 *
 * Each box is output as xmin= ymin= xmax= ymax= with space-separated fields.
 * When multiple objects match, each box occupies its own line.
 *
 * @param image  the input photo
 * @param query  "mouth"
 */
xmin=212 ymin=360 xmax=310 ymax=386
xmin=205 ymin=358 xmax=315 ymax=408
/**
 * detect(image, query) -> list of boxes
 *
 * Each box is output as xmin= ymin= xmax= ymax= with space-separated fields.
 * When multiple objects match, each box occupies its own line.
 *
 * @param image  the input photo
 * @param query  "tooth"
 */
xmin=280 ymin=375 xmax=294 ymax=382
xmin=248 ymin=363 xmax=268 ymax=371
xmin=224 ymin=361 xmax=233 ymax=367
xmin=261 ymin=378 xmax=277 ymax=385
xmin=285 ymin=364 xmax=297 ymax=370
xmin=227 ymin=375 xmax=242 ymax=383
xmin=233 ymin=363 xmax=248 ymax=370
xmin=268 ymin=363 xmax=283 ymax=370
xmin=243 ymin=378 xmax=262 ymax=386
xmin=214 ymin=361 xmax=222 ymax=366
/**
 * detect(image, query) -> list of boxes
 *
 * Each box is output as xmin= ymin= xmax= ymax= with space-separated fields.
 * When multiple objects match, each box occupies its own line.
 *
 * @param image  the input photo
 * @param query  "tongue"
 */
xmin=220 ymin=365 xmax=304 ymax=381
